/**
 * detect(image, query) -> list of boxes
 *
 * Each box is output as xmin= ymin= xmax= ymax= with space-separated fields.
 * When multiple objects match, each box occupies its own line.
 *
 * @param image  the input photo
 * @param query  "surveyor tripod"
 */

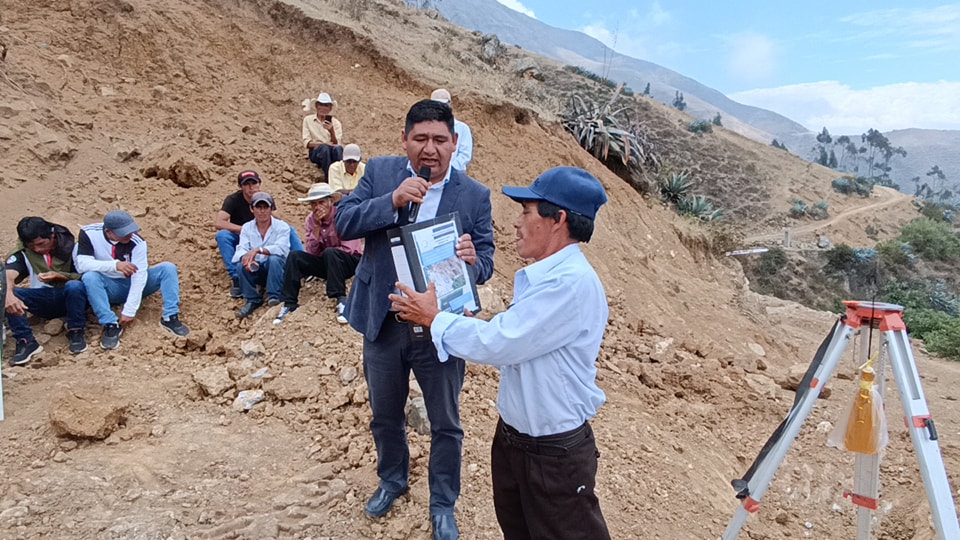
xmin=723 ymin=301 xmax=960 ymax=539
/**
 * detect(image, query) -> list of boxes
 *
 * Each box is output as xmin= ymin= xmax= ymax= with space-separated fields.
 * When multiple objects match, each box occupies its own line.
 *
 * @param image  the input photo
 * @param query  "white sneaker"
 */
xmin=336 ymin=298 xmax=348 ymax=324
xmin=273 ymin=305 xmax=295 ymax=325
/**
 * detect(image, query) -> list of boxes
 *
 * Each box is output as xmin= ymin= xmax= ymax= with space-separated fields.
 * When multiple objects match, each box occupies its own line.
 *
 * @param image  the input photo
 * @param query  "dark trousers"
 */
xmin=6 ymin=281 xmax=87 ymax=342
xmin=309 ymin=144 xmax=343 ymax=176
xmin=363 ymin=314 xmax=465 ymax=516
xmin=280 ymin=249 xmax=359 ymax=306
xmin=491 ymin=419 xmax=610 ymax=540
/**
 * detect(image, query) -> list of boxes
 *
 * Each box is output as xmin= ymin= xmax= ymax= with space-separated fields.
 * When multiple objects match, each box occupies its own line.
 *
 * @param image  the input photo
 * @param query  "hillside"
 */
xmin=1 ymin=0 xmax=957 ymax=539
xmin=415 ymin=0 xmax=960 ymax=198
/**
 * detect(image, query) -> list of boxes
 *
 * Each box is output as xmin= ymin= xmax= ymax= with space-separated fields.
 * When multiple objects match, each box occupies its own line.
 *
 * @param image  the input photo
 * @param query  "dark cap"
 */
xmin=502 ymin=167 xmax=608 ymax=220
xmin=237 ymin=170 xmax=261 ymax=186
xmin=103 ymin=210 xmax=141 ymax=237
xmin=250 ymin=192 xmax=276 ymax=209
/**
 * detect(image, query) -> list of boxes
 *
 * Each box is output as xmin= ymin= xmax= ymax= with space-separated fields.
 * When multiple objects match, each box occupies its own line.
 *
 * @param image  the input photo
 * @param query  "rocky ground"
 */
xmin=1 ymin=0 xmax=956 ymax=539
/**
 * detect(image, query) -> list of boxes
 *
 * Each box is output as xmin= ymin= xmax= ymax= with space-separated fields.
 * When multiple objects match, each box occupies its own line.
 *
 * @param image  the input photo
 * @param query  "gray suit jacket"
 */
xmin=335 ymin=156 xmax=495 ymax=341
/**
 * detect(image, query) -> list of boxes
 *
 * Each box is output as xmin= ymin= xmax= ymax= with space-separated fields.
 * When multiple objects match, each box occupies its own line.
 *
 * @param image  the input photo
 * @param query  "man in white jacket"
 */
xmin=75 ymin=210 xmax=190 ymax=350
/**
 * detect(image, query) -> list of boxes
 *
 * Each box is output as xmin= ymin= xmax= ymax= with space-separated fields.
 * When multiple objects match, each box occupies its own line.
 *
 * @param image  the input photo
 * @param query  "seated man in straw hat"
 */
xmin=302 ymin=91 xmax=344 ymax=177
xmin=274 ymin=183 xmax=362 ymax=325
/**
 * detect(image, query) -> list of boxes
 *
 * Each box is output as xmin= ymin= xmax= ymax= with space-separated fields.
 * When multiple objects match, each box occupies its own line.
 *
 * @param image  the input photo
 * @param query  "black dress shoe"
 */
xmin=236 ymin=301 xmax=262 ymax=319
xmin=431 ymin=514 xmax=459 ymax=540
xmin=364 ymin=487 xmax=403 ymax=518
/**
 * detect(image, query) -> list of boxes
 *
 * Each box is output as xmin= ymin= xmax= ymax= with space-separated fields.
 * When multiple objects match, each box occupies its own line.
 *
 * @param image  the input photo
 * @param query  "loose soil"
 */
xmin=1 ymin=1 xmax=956 ymax=539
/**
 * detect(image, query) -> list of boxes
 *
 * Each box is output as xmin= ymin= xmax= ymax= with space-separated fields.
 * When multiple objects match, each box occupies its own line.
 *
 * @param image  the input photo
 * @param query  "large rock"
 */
xmin=49 ymin=385 xmax=128 ymax=439
xmin=192 ymin=365 xmax=234 ymax=396
xmin=141 ymin=145 xmax=211 ymax=187
xmin=263 ymin=367 xmax=320 ymax=401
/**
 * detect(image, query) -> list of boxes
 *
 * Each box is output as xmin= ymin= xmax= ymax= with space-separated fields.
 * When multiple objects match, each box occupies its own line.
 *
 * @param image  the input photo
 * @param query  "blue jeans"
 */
xmin=216 ymin=229 xmax=304 ymax=280
xmin=238 ymin=255 xmax=286 ymax=303
xmin=82 ymin=262 xmax=181 ymax=325
xmin=6 ymin=281 xmax=88 ymax=342
xmin=363 ymin=314 xmax=465 ymax=516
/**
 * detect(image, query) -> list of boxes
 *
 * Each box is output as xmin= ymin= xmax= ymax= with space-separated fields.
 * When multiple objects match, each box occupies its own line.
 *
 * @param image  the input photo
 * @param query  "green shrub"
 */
xmin=750 ymin=247 xmax=790 ymax=298
xmin=832 ymin=177 xmax=853 ymax=194
xmin=883 ymin=280 xmax=933 ymax=311
xmin=824 ymin=244 xmax=857 ymax=274
xmin=688 ymin=119 xmax=712 ymax=135
xmin=924 ymin=317 xmax=960 ymax=359
xmin=877 ymin=240 xmax=913 ymax=273
xmin=904 ymin=308 xmax=954 ymax=339
xmin=853 ymin=177 xmax=874 ymax=197
xmin=810 ymin=201 xmax=829 ymax=220
xmin=790 ymin=199 xmax=808 ymax=218
xmin=900 ymin=218 xmax=960 ymax=262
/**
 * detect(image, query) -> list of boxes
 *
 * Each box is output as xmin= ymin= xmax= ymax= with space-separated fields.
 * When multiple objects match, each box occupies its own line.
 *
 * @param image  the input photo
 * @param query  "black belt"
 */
xmin=499 ymin=419 xmax=590 ymax=456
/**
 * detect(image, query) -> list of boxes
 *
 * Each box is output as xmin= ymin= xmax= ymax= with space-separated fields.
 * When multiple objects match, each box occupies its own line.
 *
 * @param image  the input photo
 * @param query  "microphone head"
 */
xmin=418 ymin=166 xmax=431 ymax=180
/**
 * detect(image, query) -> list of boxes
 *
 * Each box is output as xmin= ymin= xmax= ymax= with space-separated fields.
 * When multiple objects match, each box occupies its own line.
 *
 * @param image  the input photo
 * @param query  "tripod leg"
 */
xmin=723 ymin=320 xmax=855 ymax=540
xmin=885 ymin=328 xmax=960 ymax=539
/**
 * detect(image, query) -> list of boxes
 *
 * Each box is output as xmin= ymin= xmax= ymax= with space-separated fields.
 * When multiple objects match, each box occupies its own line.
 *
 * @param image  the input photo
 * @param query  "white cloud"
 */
xmin=726 ymin=33 xmax=776 ymax=82
xmin=495 ymin=0 xmax=535 ymax=19
xmin=648 ymin=2 xmax=671 ymax=26
xmin=841 ymin=6 xmax=960 ymax=52
xmin=730 ymin=81 xmax=960 ymax=134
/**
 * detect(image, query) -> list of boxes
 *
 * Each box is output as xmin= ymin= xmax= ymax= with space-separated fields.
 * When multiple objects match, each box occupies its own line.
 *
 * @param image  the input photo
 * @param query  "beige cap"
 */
xmin=430 ymin=88 xmax=452 ymax=104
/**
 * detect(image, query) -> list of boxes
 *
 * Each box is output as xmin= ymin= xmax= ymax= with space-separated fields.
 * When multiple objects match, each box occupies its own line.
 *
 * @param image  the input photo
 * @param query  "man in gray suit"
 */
xmin=335 ymin=99 xmax=494 ymax=540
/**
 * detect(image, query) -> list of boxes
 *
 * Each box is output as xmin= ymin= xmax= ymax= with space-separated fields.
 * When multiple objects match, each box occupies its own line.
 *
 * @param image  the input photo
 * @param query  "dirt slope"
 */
xmin=1 ymin=1 xmax=957 ymax=539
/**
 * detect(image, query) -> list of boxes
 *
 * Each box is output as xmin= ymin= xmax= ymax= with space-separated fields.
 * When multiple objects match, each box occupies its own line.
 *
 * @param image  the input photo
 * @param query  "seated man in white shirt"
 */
xmin=430 ymin=88 xmax=473 ymax=172
xmin=327 ymin=143 xmax=366 ymax=195
xmin=233 ymin=192 xmax=291 ymax=319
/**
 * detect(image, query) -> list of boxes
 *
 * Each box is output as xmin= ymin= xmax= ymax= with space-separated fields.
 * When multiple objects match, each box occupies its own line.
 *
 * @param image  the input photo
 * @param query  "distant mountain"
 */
xmin=411 ymin=0 xmax=960 ymax=195
xmin=415 ymin=0 xmax=810 ymax=142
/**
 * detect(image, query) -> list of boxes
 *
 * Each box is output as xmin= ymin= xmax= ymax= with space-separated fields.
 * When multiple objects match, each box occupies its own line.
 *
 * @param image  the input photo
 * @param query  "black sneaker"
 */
xmin=160 ymin=314 xmax=190 ymax=337
xmin=11 ymin=339 xmax=42 ymax=366
xmin=67 ymin=329 xmax=87 ymax=354
xmin=229 ymin=277 xmax=242 ymax=299
xmin=100 ymin=323 xmax=123 ymax=350
xmin=236 ymin=301 xmax=262 ymax=319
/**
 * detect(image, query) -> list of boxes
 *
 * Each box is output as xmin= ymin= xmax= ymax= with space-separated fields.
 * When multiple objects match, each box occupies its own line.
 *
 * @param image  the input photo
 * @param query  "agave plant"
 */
xmin=562 ymin=85 xmax=661 ymax=191
xmin=659 ymin=171 xmax=693 ymax=205
xmin=678 ymin=195 xmax=723 ymax=221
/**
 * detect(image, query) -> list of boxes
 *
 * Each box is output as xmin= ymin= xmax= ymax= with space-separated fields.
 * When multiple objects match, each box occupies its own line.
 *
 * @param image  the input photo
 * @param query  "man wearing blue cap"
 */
xmin=390 ymin=166 xmax=612 ymax=540
xmin=75 ymin=210 xmax=190 ymax=350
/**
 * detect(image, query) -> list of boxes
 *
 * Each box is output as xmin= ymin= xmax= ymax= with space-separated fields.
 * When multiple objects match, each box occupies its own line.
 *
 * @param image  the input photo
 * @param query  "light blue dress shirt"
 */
xmin=451 ymin=119 xmax=473 ymax=172
xmin=231 ymin=217 xmax=291 ymax=263
xmin=431 ymin=244 xmax=608 ymax=437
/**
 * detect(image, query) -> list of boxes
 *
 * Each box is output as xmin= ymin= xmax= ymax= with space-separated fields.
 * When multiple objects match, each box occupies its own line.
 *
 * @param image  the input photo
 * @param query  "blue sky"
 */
xmin=495 ymin=0 xmax=960 ymax=134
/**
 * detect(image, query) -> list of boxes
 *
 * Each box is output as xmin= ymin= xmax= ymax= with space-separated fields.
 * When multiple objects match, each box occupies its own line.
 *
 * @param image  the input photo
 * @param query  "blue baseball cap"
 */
xmin=502 ymin=167 xmax=608 ymax=220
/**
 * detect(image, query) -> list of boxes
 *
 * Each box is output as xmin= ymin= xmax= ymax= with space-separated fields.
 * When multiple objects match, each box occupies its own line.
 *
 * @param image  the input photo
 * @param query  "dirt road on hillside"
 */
xmin=745 ymin=188 xmax=915 ymax=244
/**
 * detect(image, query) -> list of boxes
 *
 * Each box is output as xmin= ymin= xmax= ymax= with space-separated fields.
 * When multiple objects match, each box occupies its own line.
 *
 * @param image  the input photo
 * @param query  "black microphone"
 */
xmin=408 ymin=166 xmax=431 ymax=223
